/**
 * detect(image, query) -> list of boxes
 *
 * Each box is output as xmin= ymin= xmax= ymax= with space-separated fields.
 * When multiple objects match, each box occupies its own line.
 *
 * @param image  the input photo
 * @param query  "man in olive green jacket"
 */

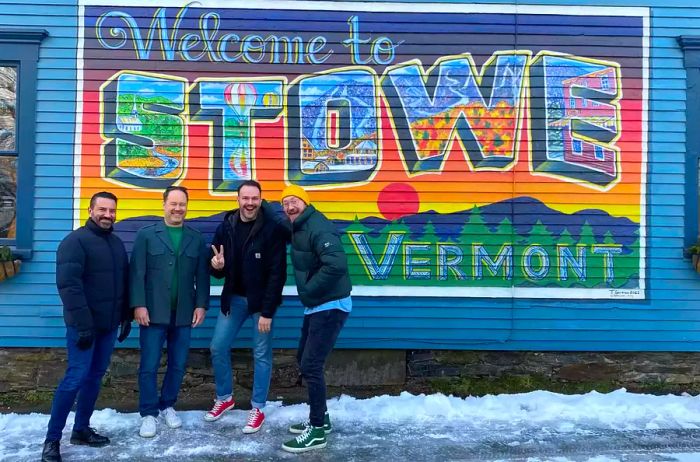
xmin=130 ymin=186 xmax=209 ymax=438
xmin=280 ymin=185 xmax=351 ymax=453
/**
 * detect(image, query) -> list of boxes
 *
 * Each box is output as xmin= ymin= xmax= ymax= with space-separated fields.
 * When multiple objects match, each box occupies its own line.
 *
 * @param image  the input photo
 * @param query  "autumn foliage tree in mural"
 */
xmin=411 ymin=101 xmax=517 ymax=159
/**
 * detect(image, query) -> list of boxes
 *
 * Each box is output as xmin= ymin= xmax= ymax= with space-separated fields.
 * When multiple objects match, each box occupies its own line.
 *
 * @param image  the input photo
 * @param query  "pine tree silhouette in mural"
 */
xmin=577 ymin=221 xmax=599 ymax=288
xmin=558 ymin=229 xmax=575 ymax=246
xmin=342 ymin=216 xmax=372 ymax=242
xmin=625 ymin=232 xmax=641 ymax=286
xmin=458 ymin=206 xmax=489 ymax=247
xmin=556 ymin=228 xmax=577 ymax=288
xmin=341 ymin=216 xmax=374 ymax=282
xmin=335 ymin=205 xmax=639 ymax=289
xmin=519 ymin=220 xmax=556 ymax=286
xmin=424 ymin=220 xmax=436 ymax=239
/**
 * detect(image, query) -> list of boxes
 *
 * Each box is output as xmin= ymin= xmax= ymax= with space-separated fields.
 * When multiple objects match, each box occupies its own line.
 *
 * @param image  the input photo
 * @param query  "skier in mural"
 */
xmin=280 ymin=185 xmax=352 ymax=453
xmin=130 ymin=186 xmax=210 ymax=438
xmin=42 ymin=191 xmax=131 ymax=462
xmin=204 ymin=180 xmax=288 ymax=433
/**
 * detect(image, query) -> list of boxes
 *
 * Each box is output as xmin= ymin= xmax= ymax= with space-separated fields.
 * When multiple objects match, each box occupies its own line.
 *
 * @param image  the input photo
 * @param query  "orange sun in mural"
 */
xmin=377 ymin=183 xmax=420 ymax=221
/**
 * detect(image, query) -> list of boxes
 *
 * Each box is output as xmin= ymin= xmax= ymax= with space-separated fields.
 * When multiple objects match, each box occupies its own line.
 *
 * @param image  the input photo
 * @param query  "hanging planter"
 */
xmin=686 ymin=242 xmax=700 ymax=274
xmin=0 ymin=246 xmax=21 ymax=282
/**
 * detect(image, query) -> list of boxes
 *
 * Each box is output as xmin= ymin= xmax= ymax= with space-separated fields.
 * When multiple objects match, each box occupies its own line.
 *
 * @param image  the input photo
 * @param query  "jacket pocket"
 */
xmin=147 ymin=244 xmax=166 ymax=269
xmin=185 ymin=245 xmax=200 ymax=259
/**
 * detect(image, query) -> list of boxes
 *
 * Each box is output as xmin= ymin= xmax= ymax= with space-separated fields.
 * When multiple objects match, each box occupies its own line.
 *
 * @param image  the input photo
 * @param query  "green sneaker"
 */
xmin=282 ymin=426 xmax=327 ymax=453
xmin=288 ymin=412 xmax=332 ymax=434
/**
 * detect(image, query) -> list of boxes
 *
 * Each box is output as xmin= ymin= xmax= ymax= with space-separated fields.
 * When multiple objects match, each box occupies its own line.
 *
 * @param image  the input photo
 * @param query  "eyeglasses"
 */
xmin=282 ymin=197 xmax=302 ymax=207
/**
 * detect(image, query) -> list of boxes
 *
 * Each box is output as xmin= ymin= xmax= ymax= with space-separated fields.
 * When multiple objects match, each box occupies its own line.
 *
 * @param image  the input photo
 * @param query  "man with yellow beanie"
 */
xmin=280 ymin=185 xmax=352 ymax=453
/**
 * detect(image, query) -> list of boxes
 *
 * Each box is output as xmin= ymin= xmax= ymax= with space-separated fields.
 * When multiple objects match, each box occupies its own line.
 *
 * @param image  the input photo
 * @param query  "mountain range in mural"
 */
xmin=114 ymin=196 xmax=639 ymax=250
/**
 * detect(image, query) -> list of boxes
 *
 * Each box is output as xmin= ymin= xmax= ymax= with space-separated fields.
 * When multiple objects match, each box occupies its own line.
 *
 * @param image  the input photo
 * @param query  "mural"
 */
xmin=75 ymin=1 xmax=648 ymax=298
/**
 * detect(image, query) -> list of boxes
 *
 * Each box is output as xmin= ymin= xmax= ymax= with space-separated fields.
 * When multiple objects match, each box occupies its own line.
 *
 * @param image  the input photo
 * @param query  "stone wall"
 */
xmin=408 ymin=351 xmax=700 ymax=386
xmin=0 ymin=348 xmax=406 ymax=397
xmin=3 ymin=349 xmax=700 ymax=407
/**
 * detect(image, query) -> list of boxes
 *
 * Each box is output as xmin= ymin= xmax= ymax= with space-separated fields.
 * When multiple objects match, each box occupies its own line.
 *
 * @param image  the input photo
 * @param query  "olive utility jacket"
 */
xmin=130 ymin=221 xmax=210 ymax=326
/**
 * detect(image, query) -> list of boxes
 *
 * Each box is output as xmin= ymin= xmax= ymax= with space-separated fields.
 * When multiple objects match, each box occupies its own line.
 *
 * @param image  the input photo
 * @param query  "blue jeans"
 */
xmin=138 ymin=312 xmax=192 ymax=417
xmin=209 ymin=296 xmax=273 ymax=409
xmin=46 ymin=327 xmax=118 ymax=442
xmin=297 ymin=309 xmax=348 ymax=428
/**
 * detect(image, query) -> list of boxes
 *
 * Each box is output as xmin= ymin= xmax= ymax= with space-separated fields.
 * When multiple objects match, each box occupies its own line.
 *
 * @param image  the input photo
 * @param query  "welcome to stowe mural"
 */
xmin=74 ymin=1 xmax=649 ymax=299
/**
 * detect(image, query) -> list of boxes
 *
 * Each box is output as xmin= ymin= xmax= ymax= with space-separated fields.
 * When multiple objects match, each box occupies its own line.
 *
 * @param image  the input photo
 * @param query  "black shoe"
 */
xmin=41 ymin=440 xmax=62 ymax=462
xmin=70 ymin=427 xmax=110 ymax=447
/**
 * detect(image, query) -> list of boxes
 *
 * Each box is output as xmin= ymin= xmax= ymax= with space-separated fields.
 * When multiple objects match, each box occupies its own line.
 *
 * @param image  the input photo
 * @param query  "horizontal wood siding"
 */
xmin=0 ymin=0 xmax=79 ymax=346
xmin=0 ymin=0 xmax=699 ymax=350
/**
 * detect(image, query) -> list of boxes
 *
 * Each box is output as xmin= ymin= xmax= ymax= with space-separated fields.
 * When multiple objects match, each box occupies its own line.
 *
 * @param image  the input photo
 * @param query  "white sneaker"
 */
xmin=161 ymin=407 xmax=182 ymax=429
xmin=139 ymin=415 xmax=157 ymax=438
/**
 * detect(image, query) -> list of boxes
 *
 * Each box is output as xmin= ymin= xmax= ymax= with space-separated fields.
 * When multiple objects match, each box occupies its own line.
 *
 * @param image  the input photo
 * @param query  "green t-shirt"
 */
xmin=166 ymin=225 xmax=183 ymax=310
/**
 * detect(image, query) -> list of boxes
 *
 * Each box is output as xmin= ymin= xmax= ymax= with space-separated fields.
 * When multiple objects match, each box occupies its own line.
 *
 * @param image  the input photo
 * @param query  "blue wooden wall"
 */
xmin=0 ymin=0 xmax=699 ymax=350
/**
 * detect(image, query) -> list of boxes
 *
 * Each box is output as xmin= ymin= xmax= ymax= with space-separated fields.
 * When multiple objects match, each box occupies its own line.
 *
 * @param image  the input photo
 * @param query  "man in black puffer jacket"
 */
xmin=280 ymin=185 xmax=352 ymax=454
xmin=205 ymin=180 xmax=288 ymax=433
xmin=42 ymin=191 xmax=131 ymax=462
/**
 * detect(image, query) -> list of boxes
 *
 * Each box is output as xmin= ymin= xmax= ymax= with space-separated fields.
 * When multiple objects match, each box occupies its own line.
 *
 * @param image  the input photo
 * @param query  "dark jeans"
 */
xmin=138 ymin=312 xmax=192 ymax=417
xmin=46 ymin=326 xmax=118 ymax=442
xmin=297 ymin=309 xmax=348 ymax=427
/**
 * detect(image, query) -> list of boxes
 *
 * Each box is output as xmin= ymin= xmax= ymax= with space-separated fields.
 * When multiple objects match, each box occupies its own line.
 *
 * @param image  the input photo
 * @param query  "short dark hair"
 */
xmin=237 ymin=180 xmax=262 ymax=194
xmin=163 ymin=186 xmax=189 ymax=202
xmin=89 ymin=191 xmax=118 ymax=208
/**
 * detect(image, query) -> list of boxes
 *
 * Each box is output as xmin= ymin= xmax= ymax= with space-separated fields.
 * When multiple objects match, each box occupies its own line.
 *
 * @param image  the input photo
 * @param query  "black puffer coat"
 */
xmin=288 ymin=205 xmax=352 ymax=308
xmin=56 ymin=219 xmax=130 ymax=332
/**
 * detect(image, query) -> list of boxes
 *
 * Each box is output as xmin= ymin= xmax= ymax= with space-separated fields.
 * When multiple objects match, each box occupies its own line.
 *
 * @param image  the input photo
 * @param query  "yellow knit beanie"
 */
xmin=281 ymin=185 xmax=310 ymax=205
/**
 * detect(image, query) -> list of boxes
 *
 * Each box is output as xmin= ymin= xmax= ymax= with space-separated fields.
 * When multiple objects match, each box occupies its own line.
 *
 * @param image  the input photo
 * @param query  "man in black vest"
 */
xmin=42 ymin=191 xmax=131 ymax=462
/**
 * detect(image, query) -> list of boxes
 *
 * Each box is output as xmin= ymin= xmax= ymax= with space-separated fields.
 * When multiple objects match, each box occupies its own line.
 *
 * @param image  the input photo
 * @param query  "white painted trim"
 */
xmin=637 ymin=8 xmax=650 ymax=294
xmin=73 ymin=2 xmax=86 ymax=230
xmin=210 ymin=285 xmax=644 ymax=299
xmin=79 ymin=0 xmax=649 ymax=17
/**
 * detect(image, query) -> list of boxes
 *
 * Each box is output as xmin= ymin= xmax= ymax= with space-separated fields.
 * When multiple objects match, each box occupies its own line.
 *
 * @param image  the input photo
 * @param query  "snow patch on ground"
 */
xmin=3 ymin=390 xmax=700 ymax=461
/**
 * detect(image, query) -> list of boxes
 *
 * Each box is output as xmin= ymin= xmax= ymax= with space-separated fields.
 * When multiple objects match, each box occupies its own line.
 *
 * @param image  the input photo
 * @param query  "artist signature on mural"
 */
xmin=609 ymin=289 xmax=642 ymax=298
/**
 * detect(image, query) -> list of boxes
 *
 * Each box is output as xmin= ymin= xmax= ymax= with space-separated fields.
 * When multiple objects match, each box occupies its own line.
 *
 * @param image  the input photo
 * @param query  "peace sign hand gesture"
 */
xmin=211 ymin=245 xmax=225 ymax=270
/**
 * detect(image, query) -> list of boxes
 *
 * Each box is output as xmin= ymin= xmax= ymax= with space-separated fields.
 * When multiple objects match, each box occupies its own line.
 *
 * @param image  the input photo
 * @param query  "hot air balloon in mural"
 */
xmin=223 ymin=82 xmax=257 ymax=180
xmin=224 ymin=82 xmax=257 ymax=118
xmin=262 ymin=91 xmax=280 ymax=108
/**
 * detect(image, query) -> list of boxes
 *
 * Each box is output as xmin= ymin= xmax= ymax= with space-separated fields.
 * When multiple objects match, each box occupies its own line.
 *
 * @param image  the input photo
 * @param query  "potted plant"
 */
xmin=686 ymin=241 xmax=700 ymax=273
xmin=0 ymin=245 xmax=21 ymax=282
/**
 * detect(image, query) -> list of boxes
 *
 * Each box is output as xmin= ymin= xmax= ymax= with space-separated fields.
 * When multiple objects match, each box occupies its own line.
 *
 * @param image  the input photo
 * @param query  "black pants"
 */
xmin=297 ymin=309 xmax=349 ymax=427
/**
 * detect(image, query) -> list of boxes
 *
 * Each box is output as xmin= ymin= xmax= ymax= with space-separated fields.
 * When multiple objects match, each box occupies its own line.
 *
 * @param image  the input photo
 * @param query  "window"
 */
xmin=0 ymin=29 xmax=47 ymax=258
xmin=601 ymin=76 xmax=610 ymax=90
xmin=594 ymin=145 xmax=604 ymax=160
xmin=0 ymin=66 xmax=17 ymax=240
xmin=572 ymin=139 xmax=582 ymax=154
xmin=679 ymin=36 xmax=700 ymax=248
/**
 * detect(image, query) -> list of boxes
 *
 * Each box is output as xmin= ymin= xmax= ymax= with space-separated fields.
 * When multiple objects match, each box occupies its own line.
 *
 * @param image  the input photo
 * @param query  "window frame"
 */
xmin=0 ymin=29 xmax=47 ymax=259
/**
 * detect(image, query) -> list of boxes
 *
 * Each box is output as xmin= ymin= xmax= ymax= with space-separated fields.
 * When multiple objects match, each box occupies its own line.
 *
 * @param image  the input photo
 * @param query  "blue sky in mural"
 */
xmin=117 ymin=74 xmax=185 ymax=104
xmin=300 ymin=71 xmax=377 ymax=151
